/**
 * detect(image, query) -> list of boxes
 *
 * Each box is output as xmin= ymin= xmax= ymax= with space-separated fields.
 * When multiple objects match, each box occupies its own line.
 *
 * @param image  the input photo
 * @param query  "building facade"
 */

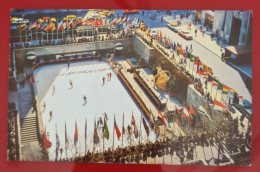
xmin=195 ymin=10 xmax=252 ymax=46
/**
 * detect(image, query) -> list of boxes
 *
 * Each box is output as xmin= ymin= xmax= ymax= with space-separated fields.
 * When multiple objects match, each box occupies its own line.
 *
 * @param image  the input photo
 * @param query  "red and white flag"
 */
xmin=183 ymin=105 xmax=192 ymax=120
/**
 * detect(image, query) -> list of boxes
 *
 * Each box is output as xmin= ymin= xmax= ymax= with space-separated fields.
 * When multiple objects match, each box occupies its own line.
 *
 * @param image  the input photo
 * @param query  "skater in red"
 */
xmin=49 ymin=110 xmax=53 ymax=118
xmin=109 ymin=72 xmax=112 ymax=81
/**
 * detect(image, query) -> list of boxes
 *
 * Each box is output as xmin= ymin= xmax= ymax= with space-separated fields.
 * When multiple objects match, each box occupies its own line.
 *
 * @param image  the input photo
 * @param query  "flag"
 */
xmin=28 ymin=22 xmax=36 ymax=30
xmin=58 ymin=21 xmax=64 ymax=31
xmin=176 ymin=105 xmax=181 ymax=124
xmin=150 ymin=110 xmax=156 ymax=130
xmin=177 ymin=47 xmax=180 ymax=55
xmin=190 ymin=54 xmax=195 ymax=62
xmin=168 ymin=38 xmax=171 ymax=48
xmin=85 ymin=119 xmax=87 ymax=141
xmin=65 ymin=122 xmax=69 ymax=149
xmin=55 ymin=124 xmax=60 ymax=158
xmin=74 ymin=121 xmax=78 ymax=145
xmin=198 ymin=67 xmax=207 ymax=76
xmin=103 ymin=118 xmax=109 ymax=139
xmin=222 ymin=85 xmax=229 ymax=94
xmin=94 ymin=120 xmax=99 ymax=144
xmin=190 ymin=104 xmax=197 ymax=118
xmin=110 ymin=18 xmax=117 ymax=25
xmin=145 ymin=26 xmax=150 ymax=35
xmin=126 ymin=17 xmax=131 ymax=25
xmin=171 ymin=40 xmax=175 ymax=51
xmin=206 ymin=101 xmax=212 ymax=117
xmin=105 ymin=19 xmax=110 ymax=25
xmin=20 ymin=25 xmax=28 ymax=32
xmin=43 ymin=126 xmax=52 ymax=150
xmin=143 ymin=117 xmax=149 ymax=135
xmin=217 ymin=82 xmax=223 ymax=90
xmin=50 ymin=23 xmax=56 ymax=32
xmin=114 ymin=117 xmax=121 ymax=140
xmin=198 ymin=105 xmax=213 ymax=121
xmin=120 ymin=15 xmax=126 ymax=24
xmin=36 ymin=23 xmax=41 ymax=30
xmin=116 ymin=16 xmax=122 ymax=24
xmin=44 ymin=22 xmax=53 ymax=31
xmin=71 ymin=21 xmax=78 ymax=29
xmin=183 ymin=105 xmax=192 ymax=120
xmin=158 ymin=110 xmax=167 ymax=127
xmin=159 ymin=30 xmax=163 ymax=41
xmin=65 ymin=20 xmax=70 ymax=28
xmin=214 ymin=99 xmax=229 ymax=112
xmin=212 ymin=81 xmax=218 ymax=87
xmin=131 ymin=113 xmax=139 ymax=138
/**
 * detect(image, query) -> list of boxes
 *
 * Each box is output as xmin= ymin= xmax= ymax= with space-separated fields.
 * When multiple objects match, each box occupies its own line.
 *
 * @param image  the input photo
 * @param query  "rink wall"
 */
xmin=13 ymin=38 xmax=133 ymax=64
xmin=132 ymin=35 xmax=155 ymax=64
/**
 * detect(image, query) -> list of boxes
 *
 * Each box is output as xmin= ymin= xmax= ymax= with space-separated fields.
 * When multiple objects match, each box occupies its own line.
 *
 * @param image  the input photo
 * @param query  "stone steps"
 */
xmin=20 ymin=117 xmax=38 ymax=144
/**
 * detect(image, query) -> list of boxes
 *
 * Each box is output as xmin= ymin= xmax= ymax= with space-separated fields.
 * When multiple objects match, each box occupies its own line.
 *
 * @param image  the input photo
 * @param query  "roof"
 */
xmin=225 ymin=45 xmax=252 ymax=55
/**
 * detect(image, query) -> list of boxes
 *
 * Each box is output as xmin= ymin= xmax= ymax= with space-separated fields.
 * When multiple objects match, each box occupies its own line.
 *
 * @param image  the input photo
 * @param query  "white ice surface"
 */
xmin=34 ymin=60 xmax=155 ymax=160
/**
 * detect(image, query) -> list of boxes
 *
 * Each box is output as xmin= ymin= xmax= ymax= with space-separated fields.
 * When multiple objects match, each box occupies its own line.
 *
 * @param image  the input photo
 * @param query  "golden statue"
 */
xmin=153 ymin=66 xmax=171 ymax=91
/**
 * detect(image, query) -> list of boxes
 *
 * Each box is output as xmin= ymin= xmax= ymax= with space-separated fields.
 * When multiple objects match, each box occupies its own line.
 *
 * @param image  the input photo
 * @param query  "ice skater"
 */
xmin=52 ymin=85 xmax=55 ymax=95
xmin=69 ymin=79 xmax=73 ymax=88
xmin=42 ymin=101 xmax=46 ymax=112
xmin=49 ymin=110 xmax=53 ymax=122
xmin=109 ymin=72 xmax=112 ymax=81
xmin=102 ymin=76 xmax=105 ymax=86
xmin=67 ymin=60 xmax=70 ymax=69
xmin=83 ymin=95 xmax=87 ymax=105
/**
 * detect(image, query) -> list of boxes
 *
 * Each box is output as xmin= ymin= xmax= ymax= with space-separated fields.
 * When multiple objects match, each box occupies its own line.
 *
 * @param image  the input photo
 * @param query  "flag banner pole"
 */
xmin=139 ymin=110 xmax=142 ymax=146
xmin=122 ymin=112 xmax=124 ymax=148
xmin=103 ymin=116 xmax=105 ymax=158
xmin=85 ymin=119 xmax=87 ymax=156
xmin=113 ymin=114 xmax=115 ymax=155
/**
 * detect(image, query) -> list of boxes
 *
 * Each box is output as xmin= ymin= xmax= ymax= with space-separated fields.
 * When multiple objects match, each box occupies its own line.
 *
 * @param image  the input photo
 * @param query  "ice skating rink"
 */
xmin=33 ymin=60 xmax=156 ymax=160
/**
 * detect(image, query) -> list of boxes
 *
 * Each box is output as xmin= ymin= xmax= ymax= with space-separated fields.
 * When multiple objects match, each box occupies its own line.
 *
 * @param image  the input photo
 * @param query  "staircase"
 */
xmin=20 ymin=116 xmax=38 ymax=144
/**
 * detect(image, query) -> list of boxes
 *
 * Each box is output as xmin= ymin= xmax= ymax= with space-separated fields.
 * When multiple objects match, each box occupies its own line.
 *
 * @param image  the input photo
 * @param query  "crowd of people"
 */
xmin=10 ymin=28 xmax=133 ymax=49
xmin=66 ymin=114 xmax=251 ymax=165
xmin=8 ymin=102 xmax=19 ymax=160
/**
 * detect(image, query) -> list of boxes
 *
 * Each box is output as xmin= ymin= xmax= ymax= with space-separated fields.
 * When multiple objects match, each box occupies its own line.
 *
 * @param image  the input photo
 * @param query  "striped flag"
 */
xmin=94 ymin=120 xmax=99 ymax=144
xmin=190 ymin=104 xmax=198 ymax=118
xmin=114 ymin=117 xmax=121 ymax=140
xmin=214 ymin=99 xmax=229 ymax=112
xmin=183 ymin=105 xmax=192 ymax=120
xmin=28 ymin=22 xmax=37 ymax=30
xmin=131 ymin=113 xmax=139 ymax=138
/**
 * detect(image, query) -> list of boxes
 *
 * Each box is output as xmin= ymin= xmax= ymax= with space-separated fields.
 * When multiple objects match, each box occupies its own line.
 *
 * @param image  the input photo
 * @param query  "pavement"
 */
xmin=8 ymin=68 xmax=44 ymax=161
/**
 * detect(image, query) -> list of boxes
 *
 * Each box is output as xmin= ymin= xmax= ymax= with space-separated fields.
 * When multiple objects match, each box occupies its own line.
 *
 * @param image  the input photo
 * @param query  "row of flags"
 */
xmin=46 ymin=98 xmax=231 ymax=154
xmin=153 ymin=29 xmax=241 ymax=102
xmin=16 ymin=15 xmax=132 ymax=32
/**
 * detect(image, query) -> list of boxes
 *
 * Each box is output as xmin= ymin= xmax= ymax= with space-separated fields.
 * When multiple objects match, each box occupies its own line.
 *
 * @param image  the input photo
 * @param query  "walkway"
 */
xmin=8 ymin=68 xmax=44 ymax=161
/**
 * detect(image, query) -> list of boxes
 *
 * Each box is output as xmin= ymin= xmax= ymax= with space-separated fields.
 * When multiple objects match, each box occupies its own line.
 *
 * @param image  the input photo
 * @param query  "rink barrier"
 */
xmin=117 ymin=68 xmax=151 ymax=121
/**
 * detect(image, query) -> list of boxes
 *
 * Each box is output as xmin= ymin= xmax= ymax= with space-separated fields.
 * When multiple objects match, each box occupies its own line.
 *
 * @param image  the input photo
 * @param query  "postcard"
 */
xmin=8 ymin=9 xmax=252 ymax=166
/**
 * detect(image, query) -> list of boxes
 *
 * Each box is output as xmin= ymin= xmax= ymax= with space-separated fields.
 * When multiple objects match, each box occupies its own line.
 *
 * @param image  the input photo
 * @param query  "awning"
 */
xmin=225 ymin=45 xmax=252 ymax=56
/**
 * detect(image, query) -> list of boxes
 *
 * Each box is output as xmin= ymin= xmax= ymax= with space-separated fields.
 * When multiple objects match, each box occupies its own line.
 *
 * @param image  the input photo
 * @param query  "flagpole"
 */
xmin=139 ymin=110 xmax=142 ymax=146
xmin=122 ymin=112 xmax=124 ymax=147
xmin=130 ymin=112 xmax=132 ymax=147
xmin=57 ymin=17 xmax=59 ymax=41
xmin=31 ymin=23 xmax=33 ymax=41
xmin=85 ymin=119 xmax=87 ymax=156
xmin=103 ymin=116 xmax=105 ymax=158
xmin=36 ymin=22 xmax=38 ymax=42
xmin=65 ymin=122 xmax=68 ymax=161
xmin=55 ymin=123 xmax=58 ymax=161
xmin=112 ymin=114 xmax=115 ymax=159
